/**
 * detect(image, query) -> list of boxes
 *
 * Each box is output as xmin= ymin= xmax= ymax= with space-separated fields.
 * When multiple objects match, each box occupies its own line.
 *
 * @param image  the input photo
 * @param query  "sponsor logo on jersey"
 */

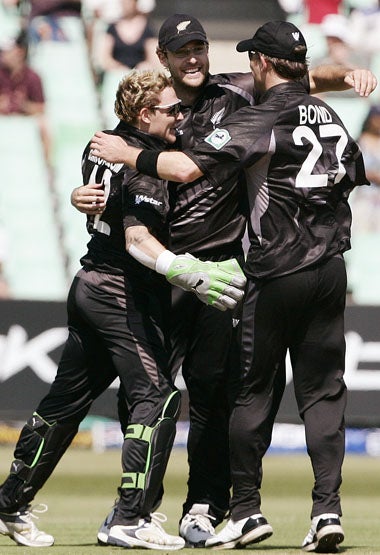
xmin=204 ymin=128 xmax=231 ymax=150
xmin=88 ymin=152 xmax=124 ymax=173
xmin=135 ymin=194 xmax=162 ymax=206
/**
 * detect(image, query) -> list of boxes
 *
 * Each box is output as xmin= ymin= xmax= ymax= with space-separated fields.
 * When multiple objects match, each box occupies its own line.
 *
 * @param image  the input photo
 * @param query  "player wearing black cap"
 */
xmin=90 ymin=19 xmax=373 ymax=554
xmin=86 ymin=13 xmax=376 ymax=549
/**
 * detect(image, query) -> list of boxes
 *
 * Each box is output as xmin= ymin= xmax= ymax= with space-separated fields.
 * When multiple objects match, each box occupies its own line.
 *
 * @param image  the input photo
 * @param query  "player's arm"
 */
xmin=309 ymin=64 xmax=377 ymax=97
xmin=90 ymin=132 xmax=202 ymax=182
xmin=125 ymin=225 xmax=246 ymax=311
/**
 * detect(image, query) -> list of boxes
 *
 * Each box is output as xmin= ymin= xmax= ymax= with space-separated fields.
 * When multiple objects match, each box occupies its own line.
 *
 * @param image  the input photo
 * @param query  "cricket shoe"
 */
xmin=107 ymin=512 xmax=185 ymax=550
xmin=205 ymin=513 xmax=273 ymax=549
xmin=302 ymin=514 xmax=344 ymax=553
xmin=0 ymin=503 xmax=54 ymax=547
xmin=97 ymin=499 xmax=118 ymax=545
xmin=179 ymin=503 xmax=216 ymax=547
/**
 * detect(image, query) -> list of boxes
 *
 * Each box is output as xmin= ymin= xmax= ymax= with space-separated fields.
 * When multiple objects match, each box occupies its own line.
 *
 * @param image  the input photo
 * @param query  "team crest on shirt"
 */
xmin=204 ymin=128 xmax=231 ymax=150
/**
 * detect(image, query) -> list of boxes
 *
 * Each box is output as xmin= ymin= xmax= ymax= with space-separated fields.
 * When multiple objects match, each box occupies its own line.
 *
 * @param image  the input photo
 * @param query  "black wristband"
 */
xmin=136 ymin=150 xmax=160 ymax=178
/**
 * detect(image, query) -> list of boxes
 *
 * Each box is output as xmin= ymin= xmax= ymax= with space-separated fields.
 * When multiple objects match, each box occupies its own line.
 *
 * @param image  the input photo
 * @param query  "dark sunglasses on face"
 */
xmin=248 ymin=50 xmax=259 ymax=60
xmin=153 ymin=101 xmax=182 ymax=117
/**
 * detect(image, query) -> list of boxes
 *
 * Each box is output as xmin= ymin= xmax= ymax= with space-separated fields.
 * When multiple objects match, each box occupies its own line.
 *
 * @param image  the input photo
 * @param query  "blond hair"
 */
xmin=114 ymin=69 xmax=173 ymax=124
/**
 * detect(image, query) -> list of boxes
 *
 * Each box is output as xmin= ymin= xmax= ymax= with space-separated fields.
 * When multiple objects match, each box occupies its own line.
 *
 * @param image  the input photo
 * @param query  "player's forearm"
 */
xmin=118 ymin=146 xmax=202 ymax=182
xmin=310 ymin=65 xmax=377 ymax=97
xmin=156 ymin=152 xmax=203 ymax=182
xmin=125 ymin=225 xmax=169 ymax=270
xmin=90 ymin=131 xmax=204 ymax=182
xmin=309 ymin=64 xmax=353 ymax=93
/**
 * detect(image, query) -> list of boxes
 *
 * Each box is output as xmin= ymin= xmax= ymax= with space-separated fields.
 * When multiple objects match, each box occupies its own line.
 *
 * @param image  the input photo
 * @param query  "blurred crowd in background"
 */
xmin=1 ymin=0 xmax=380 ymax=304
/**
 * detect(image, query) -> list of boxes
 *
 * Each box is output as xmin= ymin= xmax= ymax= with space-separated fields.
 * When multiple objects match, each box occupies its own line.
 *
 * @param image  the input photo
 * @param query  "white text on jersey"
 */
xmin=135 ymin=194 xmax=162 ymax=206
xmin=298 ymin=105 xmax=333 ymax=125
xmin=88 ymin=152 xmax=123 ymax=173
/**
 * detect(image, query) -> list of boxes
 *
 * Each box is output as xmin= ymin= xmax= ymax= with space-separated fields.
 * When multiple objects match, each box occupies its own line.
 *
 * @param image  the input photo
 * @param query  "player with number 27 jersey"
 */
xmin=186 ymin=80 xmax=369 ymax=279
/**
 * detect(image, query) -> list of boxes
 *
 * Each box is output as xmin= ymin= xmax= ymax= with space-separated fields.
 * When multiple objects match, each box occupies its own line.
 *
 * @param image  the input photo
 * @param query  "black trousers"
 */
xmin=169 ymin=286 xmax=239 ymax=524
xmin=229 ymin=255 xmax=347 ymax=521
xmin=0 ymin=268 xmax=175 ymax=521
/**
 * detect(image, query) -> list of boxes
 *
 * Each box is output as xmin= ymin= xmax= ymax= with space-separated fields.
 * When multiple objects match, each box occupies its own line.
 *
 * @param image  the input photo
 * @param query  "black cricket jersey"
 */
xmin=168 ymin=72 xmax=256 ymax=257
xmin=185 ymin=81 xmax=369 ymax=279
xmin=81 ymin=121 xmax=169 ymax=275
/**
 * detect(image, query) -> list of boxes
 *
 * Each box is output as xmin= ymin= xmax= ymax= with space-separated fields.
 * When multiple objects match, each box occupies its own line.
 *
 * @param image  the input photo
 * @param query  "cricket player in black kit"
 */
xmin=86 ymin=14 xmax=376 ymax=549
xmin=91 ymin=20 xmax=373 ymax=554
xmin=0 ymin=70 xmax=245 ymax=550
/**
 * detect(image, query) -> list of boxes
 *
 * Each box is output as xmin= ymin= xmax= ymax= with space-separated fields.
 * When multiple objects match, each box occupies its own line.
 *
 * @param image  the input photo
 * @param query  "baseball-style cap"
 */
xmin=158 ymin=13 xmax=208 ymax=51
xmin=236 ymin=20 xmax=307 ymax=62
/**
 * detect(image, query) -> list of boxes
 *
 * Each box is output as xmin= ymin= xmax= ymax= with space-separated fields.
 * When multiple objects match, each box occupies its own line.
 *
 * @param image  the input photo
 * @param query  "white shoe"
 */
xmin=179 ymin=503 xmax=216 ymax=547
xmin=302 ymin=513 xmax=344 ymax=553
xmin=0 ymin=504 xmax=54 ymax=547
xmin=97 ymin=500 xmax=118 ymax=545
xmin=205 ymin=513 xmax=273 ymax=549
xmin=108 ymin=512 xmax=185 ymax=550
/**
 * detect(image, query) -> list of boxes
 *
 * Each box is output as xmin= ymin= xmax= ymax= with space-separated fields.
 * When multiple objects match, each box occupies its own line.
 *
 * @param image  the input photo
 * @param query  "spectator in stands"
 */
xmin=28 ymin=0 xmax=82 ymax=43
xmin=311 ymin=14 xmax=369 ymax=99
xmin=349 ymin=1 xmax=380 ymax=58
xmin=351 ymin=105 xmax=380 ymax=232
xmin=315 ymin=14 xmax=368 ymax=68
xmin=345 ymin=103 xmax=380 ymax=303
xmin=0 ymin=30 xmax=51 ymax=165
xmin=97 ymin=0 xmax=157 ymax=74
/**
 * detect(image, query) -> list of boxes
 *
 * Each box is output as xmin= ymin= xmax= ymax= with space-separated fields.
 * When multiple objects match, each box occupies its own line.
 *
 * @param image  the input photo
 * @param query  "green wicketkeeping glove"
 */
xmin=161 ymin=253 xmax=246 ymax=311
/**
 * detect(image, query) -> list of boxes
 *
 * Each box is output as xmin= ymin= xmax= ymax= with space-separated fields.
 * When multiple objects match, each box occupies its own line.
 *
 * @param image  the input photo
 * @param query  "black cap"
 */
xmin=236 ymin=20 xmax=307 ymax=62
xmin=158 ymin=13 xmax=208 ymax=51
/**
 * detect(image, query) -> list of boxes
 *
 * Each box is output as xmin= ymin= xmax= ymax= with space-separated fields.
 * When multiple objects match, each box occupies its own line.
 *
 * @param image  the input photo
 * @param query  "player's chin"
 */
xmin=166 ymin=129 xmax=178 ymax=143
xmin=182 ymin=71 xmax=206 ymax=89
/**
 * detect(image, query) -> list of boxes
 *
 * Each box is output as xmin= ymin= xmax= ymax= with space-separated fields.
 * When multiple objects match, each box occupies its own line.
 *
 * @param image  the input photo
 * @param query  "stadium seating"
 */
xmin=325 ymin=96 xmax=370 ymax=140
xmin=347 ymin=233 xmax=380 ymax=304
xmin=0 ymin=116 xmax=68 ymax=300
xmin=1 ymin=10 xmax=379 ymax=304
xmin=29 ymin=17 xmax=102 ymax=279
xmin=100 ymin=68 xmax=125 ymax=129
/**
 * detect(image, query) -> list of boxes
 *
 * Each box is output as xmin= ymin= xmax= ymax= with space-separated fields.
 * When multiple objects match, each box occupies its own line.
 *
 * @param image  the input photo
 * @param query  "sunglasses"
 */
xmin=248 ymin=50 xmax=259 ymax=60
xmin=153 ymin=101 xmax=182 ymax=117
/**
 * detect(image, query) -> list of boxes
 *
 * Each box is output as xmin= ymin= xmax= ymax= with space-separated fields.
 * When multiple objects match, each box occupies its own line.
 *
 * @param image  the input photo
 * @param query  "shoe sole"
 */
xmin=183 ymin=539 xmax=207 ymax=548
xmin=12 ymin=531 xmax=54 ymax=547
xmin=0 ymin=521 xmax=54 ymax=547
xmin=302 ymin=525 xmax=344 ymax=553
xmin=108 ymin=534 xmax=185 ymax=550
xmin=210 ymin=524 xmax=273 ymax=550
xmin=315 ymin=526 xmax=344 ymax=554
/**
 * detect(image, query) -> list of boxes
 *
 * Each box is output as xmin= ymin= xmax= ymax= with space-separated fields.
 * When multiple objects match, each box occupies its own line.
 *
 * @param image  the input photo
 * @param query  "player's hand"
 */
xmin=90 ymin=131 xmax=128 ymax=163
xmin=165 ymin=254 xmax=246 ymax=311
xmin=71 ymin=183 xmax=106 ymax=214
xmin=344 ymin=68 xmax=377 ymax=97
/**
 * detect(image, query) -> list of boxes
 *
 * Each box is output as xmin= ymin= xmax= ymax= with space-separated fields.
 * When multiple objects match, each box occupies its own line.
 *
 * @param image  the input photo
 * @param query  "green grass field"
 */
xmin=0 ymin=447 xmax=379 ymax=554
